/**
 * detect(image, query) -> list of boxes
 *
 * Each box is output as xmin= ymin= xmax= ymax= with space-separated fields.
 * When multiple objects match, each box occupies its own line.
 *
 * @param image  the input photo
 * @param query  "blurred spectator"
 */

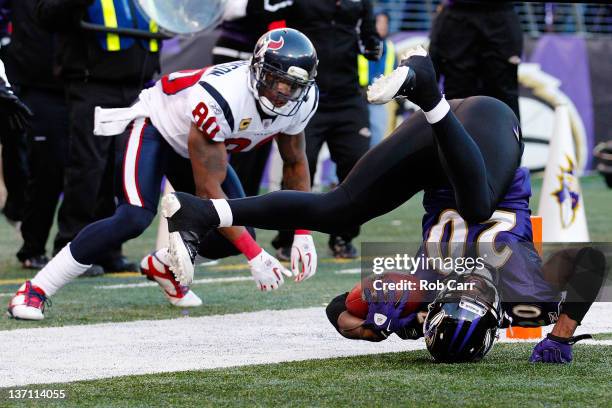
xmin=358 ymin=11 xmax=396 ymax=147
xmin=2 ymin=0 xmax=68 ymax=269
xmin=0 ymin=3 xmax=29 ymax=230
xmin=429 ymin=0 xmax=522 ymax=120
xmin=589 ymin=4 xmax=612 ymax=34
xmin=248 ymin=0 xmax=381 ymax=259
xmin=35 ymin=0 xmax=160 ymax=273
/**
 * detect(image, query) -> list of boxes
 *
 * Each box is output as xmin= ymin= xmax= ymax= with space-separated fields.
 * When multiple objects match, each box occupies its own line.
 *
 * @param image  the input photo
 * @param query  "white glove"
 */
xmin=248 ymin=249 xmax=291 ymax=291
xmin=291 ymin=233 xmax=318 ymax=282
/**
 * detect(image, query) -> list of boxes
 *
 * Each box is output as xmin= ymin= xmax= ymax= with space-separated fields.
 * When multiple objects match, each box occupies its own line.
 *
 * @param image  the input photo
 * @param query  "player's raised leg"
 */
xmin=369 ymin=47 xmax=522 ymax=223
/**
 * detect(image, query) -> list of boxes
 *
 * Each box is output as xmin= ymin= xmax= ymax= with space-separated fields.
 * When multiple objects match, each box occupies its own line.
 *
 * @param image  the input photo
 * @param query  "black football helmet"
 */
xmin=249 ymin=28 xmax=318 ymax=117
xmin=423 ymin=266 xmax=503 ymax=363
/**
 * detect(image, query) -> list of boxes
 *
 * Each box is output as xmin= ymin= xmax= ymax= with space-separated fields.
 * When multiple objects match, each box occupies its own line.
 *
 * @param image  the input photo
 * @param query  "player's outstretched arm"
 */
xmin=338 ymin=311 xmax=385 ymax=342
xmin=326 ymin=294 xmax=386 ymax=342
xmin=276 ymin=131 xmax=318 ymax=282
xmin=530 ymin=247 xmax=606 ymax=363
xmin=187 ymin=124 xmax=290 ymax=291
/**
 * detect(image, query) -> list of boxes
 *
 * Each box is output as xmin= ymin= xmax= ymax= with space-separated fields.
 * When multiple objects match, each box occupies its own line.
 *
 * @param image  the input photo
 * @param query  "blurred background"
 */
xmin=0 ymin=0 xmax=610 ymax=270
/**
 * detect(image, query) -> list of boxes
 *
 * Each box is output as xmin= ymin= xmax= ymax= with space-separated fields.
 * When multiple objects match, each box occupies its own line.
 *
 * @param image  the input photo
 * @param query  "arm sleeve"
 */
xmin=35 ymin=0 xmax=92 ymax=31
xmin=560 ymin=247 xmax=607 ymax=324
xmin=283 ymin=85 xmax=318 ymax=135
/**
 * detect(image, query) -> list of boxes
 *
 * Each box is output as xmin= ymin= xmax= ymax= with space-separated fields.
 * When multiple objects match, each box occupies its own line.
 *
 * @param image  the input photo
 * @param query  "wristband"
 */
xmin=547 ymin=333 xmax=592 ymax=345
xmin=232 ymin=230 xmax=262 ymax=260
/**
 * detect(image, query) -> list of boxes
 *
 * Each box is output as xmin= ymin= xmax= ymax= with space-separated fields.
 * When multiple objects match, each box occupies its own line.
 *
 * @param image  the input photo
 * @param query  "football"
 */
xmin=345 ymin=273 xmax=424 ymax=319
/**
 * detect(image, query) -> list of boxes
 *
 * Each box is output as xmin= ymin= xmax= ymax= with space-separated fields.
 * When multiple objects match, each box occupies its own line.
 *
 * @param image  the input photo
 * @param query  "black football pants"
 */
xmin=17 ymin=87 xmax=68 ymax=261
xmin=429 ymin=5 xmax=523 ymax=120
xmin=224 ymin=96 xmax=522 ymax=232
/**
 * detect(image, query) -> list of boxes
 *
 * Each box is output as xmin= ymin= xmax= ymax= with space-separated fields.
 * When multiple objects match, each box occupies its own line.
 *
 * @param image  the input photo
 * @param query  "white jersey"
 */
xmin=138 ymin=61 xmax=319 ymax=158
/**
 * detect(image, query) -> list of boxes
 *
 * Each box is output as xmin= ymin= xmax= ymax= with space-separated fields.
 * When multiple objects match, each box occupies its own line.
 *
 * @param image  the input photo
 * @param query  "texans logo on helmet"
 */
xmin=268 ymin=37 xmax=284 ymax=50
xmin=256 ymin=36 xmax=285 ymax=59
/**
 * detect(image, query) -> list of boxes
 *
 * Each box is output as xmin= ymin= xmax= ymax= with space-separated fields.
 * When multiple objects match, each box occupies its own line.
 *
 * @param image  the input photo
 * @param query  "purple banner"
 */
xmin=527 ymin=35 xmax=595 ymax=168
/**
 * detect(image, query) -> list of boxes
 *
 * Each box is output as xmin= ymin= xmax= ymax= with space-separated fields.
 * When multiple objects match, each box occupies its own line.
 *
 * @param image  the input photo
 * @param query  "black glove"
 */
xmin=362 ymin=39 xmax=383 ymax=61
xmin=0 ymin=81 xmax=33 ymax=132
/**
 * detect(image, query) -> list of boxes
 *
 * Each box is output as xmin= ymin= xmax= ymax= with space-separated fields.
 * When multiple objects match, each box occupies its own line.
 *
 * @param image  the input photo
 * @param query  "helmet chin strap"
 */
xmin=258 ymin=95 xmax=298 ymax=117
xmin=258 ymin=96 xmax=280 ymax=116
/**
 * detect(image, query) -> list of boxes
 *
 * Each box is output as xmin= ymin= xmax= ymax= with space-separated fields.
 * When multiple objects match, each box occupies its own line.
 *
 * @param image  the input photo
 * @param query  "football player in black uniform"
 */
xmin=161 ymin=48 xmax=606 ymax=363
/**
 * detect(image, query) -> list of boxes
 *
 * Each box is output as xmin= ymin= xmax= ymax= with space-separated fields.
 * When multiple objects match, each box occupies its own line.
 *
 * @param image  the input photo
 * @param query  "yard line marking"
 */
xmin=0 ymin=258 xmax=360 ymax=286
xmin=103 ymin=272 xmax=141 ymax=278
xmin=97 ymin=267 xmax=361 ymax=290
xmin=334 ymin=268 xmax=361 ymax=274
xmin=0 ymin=278 xmax=36 ymax=285
xmin=96 ymin=276 xmax=252 ymax=289
xmin=210 ymin=257 xmax=358 ymax=272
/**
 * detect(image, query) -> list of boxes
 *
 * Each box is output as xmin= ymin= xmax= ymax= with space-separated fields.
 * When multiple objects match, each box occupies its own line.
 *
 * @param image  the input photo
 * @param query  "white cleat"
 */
xmin=7 ymin=281 xmax=48 ymax=320
xmin=367 ymin=65 xmax=412 ymax=105
xmin=167 ymin=231 xmax=198 ymax=287
xmin=161 ymin=193 xmax=204 ymax=286
xmin=141 ymin=252 xmax=202 ymax=307
xmin=367 ymin=45 xmax=428 ymax=105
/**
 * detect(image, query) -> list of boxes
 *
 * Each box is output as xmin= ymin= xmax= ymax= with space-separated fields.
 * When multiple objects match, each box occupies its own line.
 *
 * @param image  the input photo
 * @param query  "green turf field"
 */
xmin=1 ymin=175 xmax=611 ymax=407
xmin=1 ymin=175 xmax=611 ymax=330
xmin=1 ymin=344 xmax=611 ymax=407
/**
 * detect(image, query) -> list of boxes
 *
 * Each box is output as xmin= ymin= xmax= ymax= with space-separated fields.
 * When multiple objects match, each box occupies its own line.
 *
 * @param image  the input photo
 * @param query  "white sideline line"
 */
xmin=1 ymin=303 xmax=611 ymax=388
xmin=0 ymin=307 xmax=425 ymax=388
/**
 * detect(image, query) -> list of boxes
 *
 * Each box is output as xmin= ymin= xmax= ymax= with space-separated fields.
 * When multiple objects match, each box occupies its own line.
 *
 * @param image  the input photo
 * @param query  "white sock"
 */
xmin=423 ymin=97 xmax=450 ymax=124
xmin=31 ymin=245 xmax=91 ymax=297
xmin=211 ymin=198 xmax=233 ymax=227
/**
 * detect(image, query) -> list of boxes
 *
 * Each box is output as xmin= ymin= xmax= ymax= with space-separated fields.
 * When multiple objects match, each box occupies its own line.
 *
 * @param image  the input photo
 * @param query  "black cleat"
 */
xmin=80 ymin=264 xmax=105 ymax=278
xmin=275 ymin=246 xmax=292 ymax=262
xmin=329 ymin=236 xmax=358 ymax=259
xmin=21 ymin=255 xmax=49 ymax=270
xmin=100 ymin=256 xmax=139 ymax=273
xmin=167 ymin=230 xmax=200 ymax=286
xmin=367 ymin=46 xmax=441 ymax=111
xmin=161 ymin=192 xmax=213 ymax=285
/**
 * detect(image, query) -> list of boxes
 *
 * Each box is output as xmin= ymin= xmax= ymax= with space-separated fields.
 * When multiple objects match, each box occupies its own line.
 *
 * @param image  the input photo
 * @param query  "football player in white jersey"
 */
xmin=8 ymin=28 xmax=320 ymax=320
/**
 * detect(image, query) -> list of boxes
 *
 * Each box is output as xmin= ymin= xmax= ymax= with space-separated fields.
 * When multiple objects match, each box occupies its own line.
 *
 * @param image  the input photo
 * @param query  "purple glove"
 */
xmin=364 ymin=287 xmax=416 ymax=338
xmin=529 ymin=333 xmax=592 ymax=364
